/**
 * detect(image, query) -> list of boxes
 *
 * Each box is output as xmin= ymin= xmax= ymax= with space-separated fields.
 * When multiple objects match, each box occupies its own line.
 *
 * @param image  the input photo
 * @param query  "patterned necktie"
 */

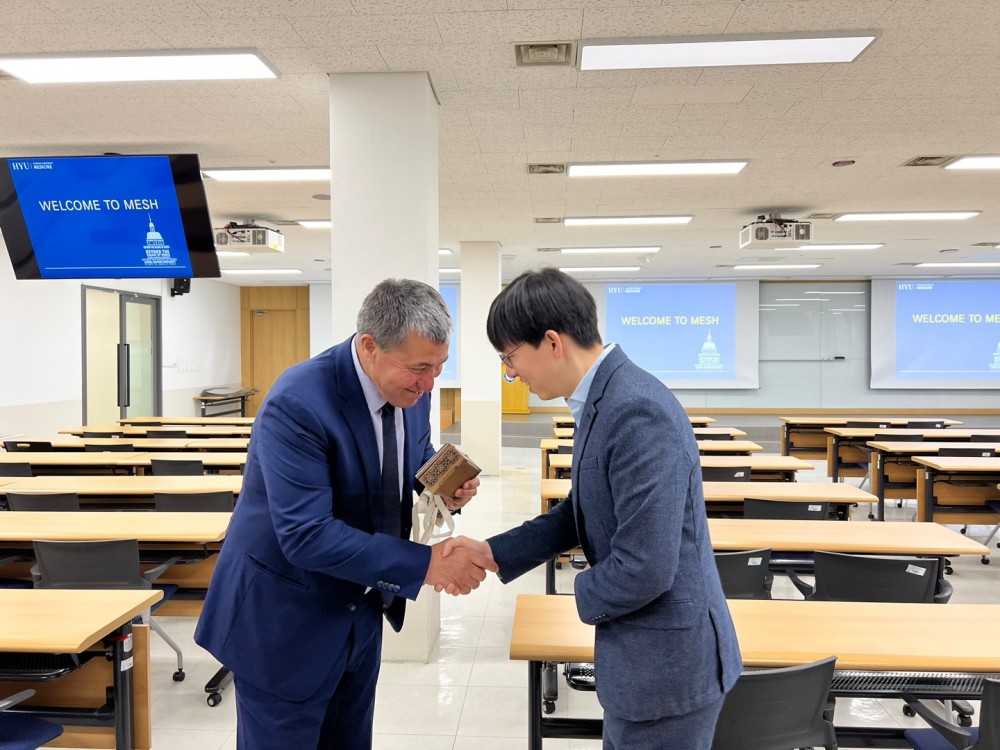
xmin=380 ymin=402 xmax=401 ymax=538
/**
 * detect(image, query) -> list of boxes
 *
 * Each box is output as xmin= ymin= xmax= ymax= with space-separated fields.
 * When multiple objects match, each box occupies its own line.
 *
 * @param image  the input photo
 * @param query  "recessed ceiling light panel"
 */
xmin=945 ymin=156 xmax=1000 ymax=170
xmin=568 ymin=161 xmax=746 ymax=177
xmin=204 ymin=168 xmax=331 ymax=182
xmin=564 ymin=216 xmax=692 ymax=226
xmin=835 ymin=211 xmax=980 ymax=222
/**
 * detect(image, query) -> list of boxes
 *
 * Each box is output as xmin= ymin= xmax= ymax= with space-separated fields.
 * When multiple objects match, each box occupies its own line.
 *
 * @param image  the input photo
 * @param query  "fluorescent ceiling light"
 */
xmin=829 ymin=308 xmax=867 ymax=312
xmin=560 ymin=246 xmax=660 ymax=254
xmin=221 ymin=268 xmax=302 ymax=275
xmin=297 ymin=220 xmax=332 ymax=229
xmin=560 ymin=266 xmax=641 ymax=273
xmin=734 ymin=264 xmax=821 ymax=270
xmin=580 ymin=32 xmax=877 ymax=71
xmin=0 ymin=50 xmax=276 ymax=83
xmin=564 ymin=216 xmax=692 ymax=226
xmin=915 ymin=262 xmax=1000 ymax=268
xmin=775 ymin=298 xmax=829 ymax=302
xmin=945 ymin=156 xmax=1000 ymax=170
xmin=758 ymin=303 xmax=800 ymax=307
xmin=203 ymin=168 xmax=331 ymax=182
xmin=804 ymin=290 xmax=865 ymax=294
xmin=438 ymin=248 xmax=452 ymax=255
xmin=568 ymin=161 xmax=746 ymax=177
xmin=795 ymin=244 xmax=884 ymax=250
xmin=835 ymin=211 xmax=980 ymax=221
xmin=440 ymin=268 xmax=461 ymax=274
xmin=215 ymin=251 xmax=250 ymax=258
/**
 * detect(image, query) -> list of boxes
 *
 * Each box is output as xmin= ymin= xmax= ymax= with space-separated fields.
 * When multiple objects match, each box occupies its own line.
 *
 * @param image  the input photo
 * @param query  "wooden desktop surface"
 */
xmin=547 ymin=453 xmax=813 ymax=474
xmin=0 ymin=475 xmax=243 ymax=495
xmin=707 ymin=518 xmax=988 ymax=556
xmin=781 ymin=417 xmax=962 ymax=427
xmin=510 ymin=595 xmax=1000 ymax=671
xmin=553 ymin=415 xmax=716 ymax=426
xmin=827 ymin=428 xmax=1000 ymax=439
xmin=120 ymin=451 xmax=247 ymax=467
xmin=867 ymin=441 xmax=1000 ymax=455
xmin=552 ymin=426 xmax=744 ymax=439
xmin=539 ymin=439 xmax=763 ymax=454
xmin=0 ymin=511 xmax=231 ymax=543
xmin=913 ymin=456 xmax=1000 ymax=472
xmin=6 ymin=436 xmax=211 ymax=451
xmin=119 ymin=416 xmax=254 ymax=427
xmin=0 ymin=451 xmax=150 ymax=466
xmin=0 ymin=589 xmax=162 ymax=653
xmin=185 ymin=438 xmax=250 ymax=451
xmin=540 ymin=479 xmax=875 ymax=504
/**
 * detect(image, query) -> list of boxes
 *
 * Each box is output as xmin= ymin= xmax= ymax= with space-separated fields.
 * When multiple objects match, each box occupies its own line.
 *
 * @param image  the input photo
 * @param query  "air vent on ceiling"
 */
xmin=534 ymin=217 xmax=563 ymax=224
xmin=528 ymin=163 xmax=565 ymax=175
xmin=805 ymin=213 xmax=839 ymax=220
xmin=537 ymin=247 xmax=560 ymax=253
xmin=902 ymin=155 xmax=956 ymax=167
xmin=515 ymin=42 xmax=575 ymax=67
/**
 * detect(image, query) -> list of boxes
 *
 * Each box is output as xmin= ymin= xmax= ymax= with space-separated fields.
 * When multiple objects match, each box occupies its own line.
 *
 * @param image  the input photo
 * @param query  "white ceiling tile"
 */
xmin=153 ymin=17 xmax=308 ymax=48
xmin=378 ymin=42 xmax=510 ymax=70
xmin=631 ymin=83 xmax=753 ymax=106
xmin=725 ymin=0 xmax=893 ymax=33
xmin=453 ymin=67 xmax=579 ymax=91
xmin=578 ymin=68 xmax=702 ymax=87
xmin=7 ymin=22 xmax=172 ymax=51
xmin=581 ymin=4 xmax=735 ymax=38
xmin=428 ymin=70 xmax=460 ymax=91
xmin=876 ymin=0 xmax=1000 ymax=26
xmin=39 ymin=0 xmax=209 ymax=22
xmin=261 ymin=46 xmax=388 ymax=75
xmin=439 ymin=89 xmax=521 ymax=108
xmin=195 ymin=0 xmax=356 ymax=17
xmin=519 ymin=87 xmax=634 ymax=109
xmin=288 ymin=14 xmax=441 ymax=46
xmin=434 ymin=9 xmax=583 ymax=43
xmin=354 ymin=0 xmax=507 ymax=12
xmin=678 ymin=101 xmax=794 ymax=120
xmin=696 ymin=64 xmax=831 ymax=85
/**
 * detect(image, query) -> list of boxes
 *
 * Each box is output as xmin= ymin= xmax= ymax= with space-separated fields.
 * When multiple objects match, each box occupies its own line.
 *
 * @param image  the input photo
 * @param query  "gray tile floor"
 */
xmin=90 ymin=446 xmax=998 ymax=749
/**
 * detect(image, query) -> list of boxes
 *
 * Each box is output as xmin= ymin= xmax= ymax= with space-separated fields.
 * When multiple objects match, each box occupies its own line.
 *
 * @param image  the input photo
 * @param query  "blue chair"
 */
xmin=0 ymin=689 xmax=64 ymax=750
xmin=903 ymin=677 xmax=998 ymax=749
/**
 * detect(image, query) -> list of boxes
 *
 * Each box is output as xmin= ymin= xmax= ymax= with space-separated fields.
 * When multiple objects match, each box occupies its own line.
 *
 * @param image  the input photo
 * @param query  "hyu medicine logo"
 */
xmin=9 ymin=161 xmax=31 ymax=171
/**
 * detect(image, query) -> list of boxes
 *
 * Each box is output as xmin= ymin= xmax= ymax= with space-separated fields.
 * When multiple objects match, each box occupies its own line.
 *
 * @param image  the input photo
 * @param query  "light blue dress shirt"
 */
xmin=566 ymin=344 xmax=615 ymax=423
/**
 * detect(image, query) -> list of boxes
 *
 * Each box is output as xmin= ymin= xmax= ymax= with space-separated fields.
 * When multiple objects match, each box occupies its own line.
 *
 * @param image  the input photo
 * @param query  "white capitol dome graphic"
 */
xmin=694 ymin=331 xmax=725 ymax=371
xmin=143 ymin=214 xmax=170 ymax=251
xmin=990 ymin=341 xmax=1000 ymax=371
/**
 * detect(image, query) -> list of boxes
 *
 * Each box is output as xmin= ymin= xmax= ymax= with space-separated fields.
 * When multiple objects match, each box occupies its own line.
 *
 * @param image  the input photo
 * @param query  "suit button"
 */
xmin=377 ymin=580 xmax=384 ymax=588
xmin=348 ymin=604 xmax=357 ymax=613
xmin=392 ymin=584 xmax=400 ymax=592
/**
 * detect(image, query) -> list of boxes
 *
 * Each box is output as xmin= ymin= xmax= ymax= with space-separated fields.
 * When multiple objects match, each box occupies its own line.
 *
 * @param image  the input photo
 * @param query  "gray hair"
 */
xmin=356 ymin=278 xmax=452 ymax=350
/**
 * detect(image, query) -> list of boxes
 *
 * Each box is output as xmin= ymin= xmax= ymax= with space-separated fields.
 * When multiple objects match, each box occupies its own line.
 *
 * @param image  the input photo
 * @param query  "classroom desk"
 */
xmin=185 ymin=438 xmax=250 ymax=452
xmin=552 ymin=414 xmax=716 ymax=430
xmin=912 ymin=456 xmax=1000 ymax=525
xmin=0 ymin=475 xmax=242 ymax=507
xmin=119 ymin=416 xmax=254 ymax=427
xmin=61 ymin=425 xmax=252 ymax=438
xmin=0 ymin=589 xmax=161 ymax=750
xmin=552 ymin=425 xmax=746 ymax=440
xmin=194 ymin=392 xmax=252 ymax=417
xmin=119 ymin=452 xmax=247 ymax=472
xmin=0 ymin=510 xmax=230 ymax=544
xmin=824 ymin=428 xmax=1000 ymax=482
xmin=4 ymin=437 xmax=208 ymax=452
xmin=866 ymin=441 xmax=1000 ymax=520
xmin=510 ymin=595 xmax=1000 ymax=750
xmin=0 ymin=451 xmax=150 ymax=474
xmin=546 ymin=453 xmax=813 ymax=481
xmin=779 ymin=417 xmax=962 ymax=458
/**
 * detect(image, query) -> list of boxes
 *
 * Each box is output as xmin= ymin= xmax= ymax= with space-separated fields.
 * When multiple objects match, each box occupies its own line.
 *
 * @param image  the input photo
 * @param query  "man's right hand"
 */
xmin=425 ymin=538 xmax=498 ymax=595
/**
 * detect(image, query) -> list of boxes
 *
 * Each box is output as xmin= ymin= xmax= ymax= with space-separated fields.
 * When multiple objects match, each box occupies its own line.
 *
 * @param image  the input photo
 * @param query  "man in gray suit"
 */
xmin=445 ymin=268 xmax=742 ymax=748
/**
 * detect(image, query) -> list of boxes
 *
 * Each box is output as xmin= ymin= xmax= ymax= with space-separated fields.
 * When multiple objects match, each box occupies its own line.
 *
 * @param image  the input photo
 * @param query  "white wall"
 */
xmin=309 ymin=282 xmax=333 ymax=356
xmin=0 ymin=254 xmax=241 ymax=437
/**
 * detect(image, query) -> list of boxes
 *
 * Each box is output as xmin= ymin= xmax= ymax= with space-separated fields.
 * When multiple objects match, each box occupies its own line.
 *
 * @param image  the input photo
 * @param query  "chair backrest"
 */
xmin=83 ymin=443 xmax=135 ymax=453
xmin=153 ymin=491 xmax=234 ymax=512
xmin=977 ymin=677 xmax=1000 ymax=749
xmin=711 ymin=656 xmax=838 ymax=750
xmin=846 ymin=420 xmax=891 ymax=428
xmin=32 ymin=539 xmax=148 ymax=590
xmin=0 ymin=463 xmax=33 ymax=477
xmin=3 ymin=440 xmax=52 ymax=452
xmin=714 ymin=549 xmax=771 ymax=600
xmin=6 ymin=493 xmax=80 ymax=511
xmin=905 ymin=420 xmax=945 ymax=429
xmin=556 ymin=445 xmax=574 ymax=455
xmin=810 ymin=551 xmax=938 ymax=603
xmin=149 ymin=459 xmax=205 ymax=476
xmin=147 ymin=429 xmax=188 ymax=439
xmin=743 ymin=497 xmax=830 ymax=520
xmin=698 ymin=432 xmax=731 ymax=441
xmin=875 ymin=432 xmax=924 ymax=442
xmin=82 ymin=431 xmax=123 ymax=438
xmin=937 ymin=447 xmax=997 ymax=457
xmin=702 ymin=465 xmax=751 ymax=482
xmin=970 ymin=434 xmax=1000 ymax=443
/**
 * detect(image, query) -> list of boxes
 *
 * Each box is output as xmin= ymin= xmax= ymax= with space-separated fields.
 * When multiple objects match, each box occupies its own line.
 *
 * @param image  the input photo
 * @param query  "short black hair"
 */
xmin=487 ymin=267 xmax=602 ymax=351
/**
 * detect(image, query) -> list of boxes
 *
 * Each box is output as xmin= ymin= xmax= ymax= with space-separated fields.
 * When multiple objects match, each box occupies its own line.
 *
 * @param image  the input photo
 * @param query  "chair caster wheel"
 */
xmin=982 ymin=557 xmax=990 ymax=565
xmin=945 ymin=566 xmax=954 ymax=575
xmin=959 ymin=715 xmax=973 ymax=727
xmin=896 ymin=501 xmax=903 ymax=508
xmin=207 ymin=692 xmax=222 ymax=707
xmin=903 ymin=704 xmax=915 ymax=717
xmin=960 ymin=527 xmax=967 ymax=534
xmin=868 ymin=513 xmax=875 ymax=520
xmin=543 ymin=701 xmax=555 ymax=714
xmin=172 ymin=670 xmax=185 ymax=682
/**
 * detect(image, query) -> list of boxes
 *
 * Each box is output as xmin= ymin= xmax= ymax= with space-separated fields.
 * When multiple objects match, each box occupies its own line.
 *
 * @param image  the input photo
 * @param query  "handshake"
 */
xmin=423 ymin=536 xmax=498 ymax=596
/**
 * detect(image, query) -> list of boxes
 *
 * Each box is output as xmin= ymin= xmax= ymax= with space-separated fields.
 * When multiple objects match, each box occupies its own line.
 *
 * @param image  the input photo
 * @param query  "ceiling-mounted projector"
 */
xmin=739 ymin=213 xmax=812 ymax=250
xmin=214 ymin=221 xmax=284 ymax=253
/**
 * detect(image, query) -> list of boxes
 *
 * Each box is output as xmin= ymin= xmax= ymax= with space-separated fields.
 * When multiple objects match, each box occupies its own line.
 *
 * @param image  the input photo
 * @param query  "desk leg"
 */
xmin=110 ymin=622 xmax=134 ymax=750
xmin=831 ymin=436 xmax=841 ymax=482
xmin=921 ymin=470 xmax=934 ymax=523
xmin=782 ymin=425 xmax=790 ymax=456
xmin=200 ymin=401 xmax=208 ymax=417
xmin=545 ymin=558 xmax=555 ymax=595
xmin=529 ymin=661 xmax=543 ymax=750
xmin=876 ymin=452 xmax=886 ymax=521
xmin=239 ymin=395 xmax=248 ymax=417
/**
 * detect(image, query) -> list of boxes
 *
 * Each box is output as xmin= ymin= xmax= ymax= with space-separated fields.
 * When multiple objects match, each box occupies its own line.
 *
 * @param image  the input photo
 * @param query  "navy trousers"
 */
xmin=235 ymin=601 xmax=383 ymax=750
xmin=603 ymin=694 xmax=727 ymax=750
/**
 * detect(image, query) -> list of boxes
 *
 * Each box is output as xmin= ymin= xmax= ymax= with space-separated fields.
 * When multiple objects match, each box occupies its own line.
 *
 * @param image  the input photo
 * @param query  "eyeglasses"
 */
xmin=498 ymin=342 xmax=525 ymax=368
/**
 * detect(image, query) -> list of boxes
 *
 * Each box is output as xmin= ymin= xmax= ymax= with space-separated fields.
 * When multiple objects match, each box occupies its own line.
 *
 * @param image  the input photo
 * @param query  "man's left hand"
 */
xmin=442 ymin=476 xmax=480 ymax=512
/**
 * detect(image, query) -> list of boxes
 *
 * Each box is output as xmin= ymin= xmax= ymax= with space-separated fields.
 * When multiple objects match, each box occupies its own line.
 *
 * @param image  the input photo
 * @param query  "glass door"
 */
xmin=121 ymin=294 xmax=159 ymax=418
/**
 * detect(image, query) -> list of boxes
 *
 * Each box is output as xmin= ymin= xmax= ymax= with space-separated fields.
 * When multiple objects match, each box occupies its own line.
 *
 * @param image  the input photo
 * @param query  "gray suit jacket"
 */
xmin=489 ymin=346 xmax=742 ymax=721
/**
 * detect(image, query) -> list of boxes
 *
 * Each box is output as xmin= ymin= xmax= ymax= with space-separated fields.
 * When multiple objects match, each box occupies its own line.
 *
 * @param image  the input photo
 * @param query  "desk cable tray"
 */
xmin=829 ymin=670 xmax=1000 ymax=698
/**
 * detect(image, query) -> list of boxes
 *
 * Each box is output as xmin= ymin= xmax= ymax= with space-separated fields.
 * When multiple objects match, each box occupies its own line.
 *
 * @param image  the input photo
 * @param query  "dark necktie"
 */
xmin=380 ymin=402 xmax=401 ymax=538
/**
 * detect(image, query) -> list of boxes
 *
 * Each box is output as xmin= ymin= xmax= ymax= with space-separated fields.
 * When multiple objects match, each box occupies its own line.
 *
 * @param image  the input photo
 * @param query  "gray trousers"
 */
xmin=603 ymin=694 xmax=726 ymax=750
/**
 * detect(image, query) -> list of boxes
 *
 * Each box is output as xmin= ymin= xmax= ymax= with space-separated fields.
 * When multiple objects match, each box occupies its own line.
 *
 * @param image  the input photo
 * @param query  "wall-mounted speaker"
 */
xmin=171 ymin=277 xmax=191 ymax=297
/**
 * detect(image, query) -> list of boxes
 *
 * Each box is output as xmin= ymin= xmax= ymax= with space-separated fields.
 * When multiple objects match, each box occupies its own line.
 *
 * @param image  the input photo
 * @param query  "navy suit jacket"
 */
xmin=194 ymin=336 xmax=436 ymax=701
xmin=488 ymin=346 xmax=742 ymax=721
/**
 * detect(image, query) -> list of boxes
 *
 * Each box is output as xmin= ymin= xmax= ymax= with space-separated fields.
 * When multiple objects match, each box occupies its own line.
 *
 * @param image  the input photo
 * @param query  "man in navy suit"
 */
xmin=445 ymin=269 xmax=742 ymax=748
xmin=195 ymin=279 xmax=495 ymax=750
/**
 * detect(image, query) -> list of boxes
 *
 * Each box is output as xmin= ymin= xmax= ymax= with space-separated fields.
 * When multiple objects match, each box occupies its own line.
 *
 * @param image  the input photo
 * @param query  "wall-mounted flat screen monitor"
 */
xmin=0 ymin=153 xmax=219 ymax=279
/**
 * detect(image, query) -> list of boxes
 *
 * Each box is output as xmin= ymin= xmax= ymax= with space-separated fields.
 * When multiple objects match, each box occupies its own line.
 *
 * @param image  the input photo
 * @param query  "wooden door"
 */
xmin=240 ymin=287 xmax=310 ymax=416
xmin=501 ymin=362 xmax=530 ymax=414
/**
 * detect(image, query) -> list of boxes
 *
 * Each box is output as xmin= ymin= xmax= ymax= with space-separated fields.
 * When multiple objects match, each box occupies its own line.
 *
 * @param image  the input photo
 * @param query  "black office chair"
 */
xmin=713 ymin=549 xmax=772 ymax=599
xmin=937 ymin=447 xmax=997 ymax=458
xmin=2 ymin=441 xmax=52 ymax=453
xmin=847 ymin=420 xmax=891 ymax=428
xmin=698 ymin=432 xmax=732 ymax=441
xmin=970 ymin=434 xmax=1000 ymax=443
xmin=5 ymin=492 xmax=80 ymax=511
xmin=149 ymin=459 xmax=205 ymax=476
xmin=702 ymin=466 xmax=751 ymax=482
xmin=146 ymin=430 xmax=188 ymax=439
xmin=787 ymin=550 xmax=950 ymax=604
xmin=0 ymin=464 xmax=33 ymax=477
xmin=876 ymin=432 xmax=925 ymax=442
xmin=556 ymin=445 xmax=573 ymax=454
xmin=906 ymin=421 xmax=946 ymax=429
xmin=710 ymin=656 xmax=838 ymax=750
xmin=153 ymin=491 xmax=234 ymax=512
xmin=82 ymin=431 xmax=124 ymax=438
xmin=83 ymin=443 xmax=135 ymax=452
xmin=903 ymin=677 xmax=999 ymax=750
xmin=32 ymin=538 xmax=186 ymax=683
xmin=0 ymin=689 xmax=64 ymax=750
xmin=743 ymin=497 xmax=830 ymax=520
